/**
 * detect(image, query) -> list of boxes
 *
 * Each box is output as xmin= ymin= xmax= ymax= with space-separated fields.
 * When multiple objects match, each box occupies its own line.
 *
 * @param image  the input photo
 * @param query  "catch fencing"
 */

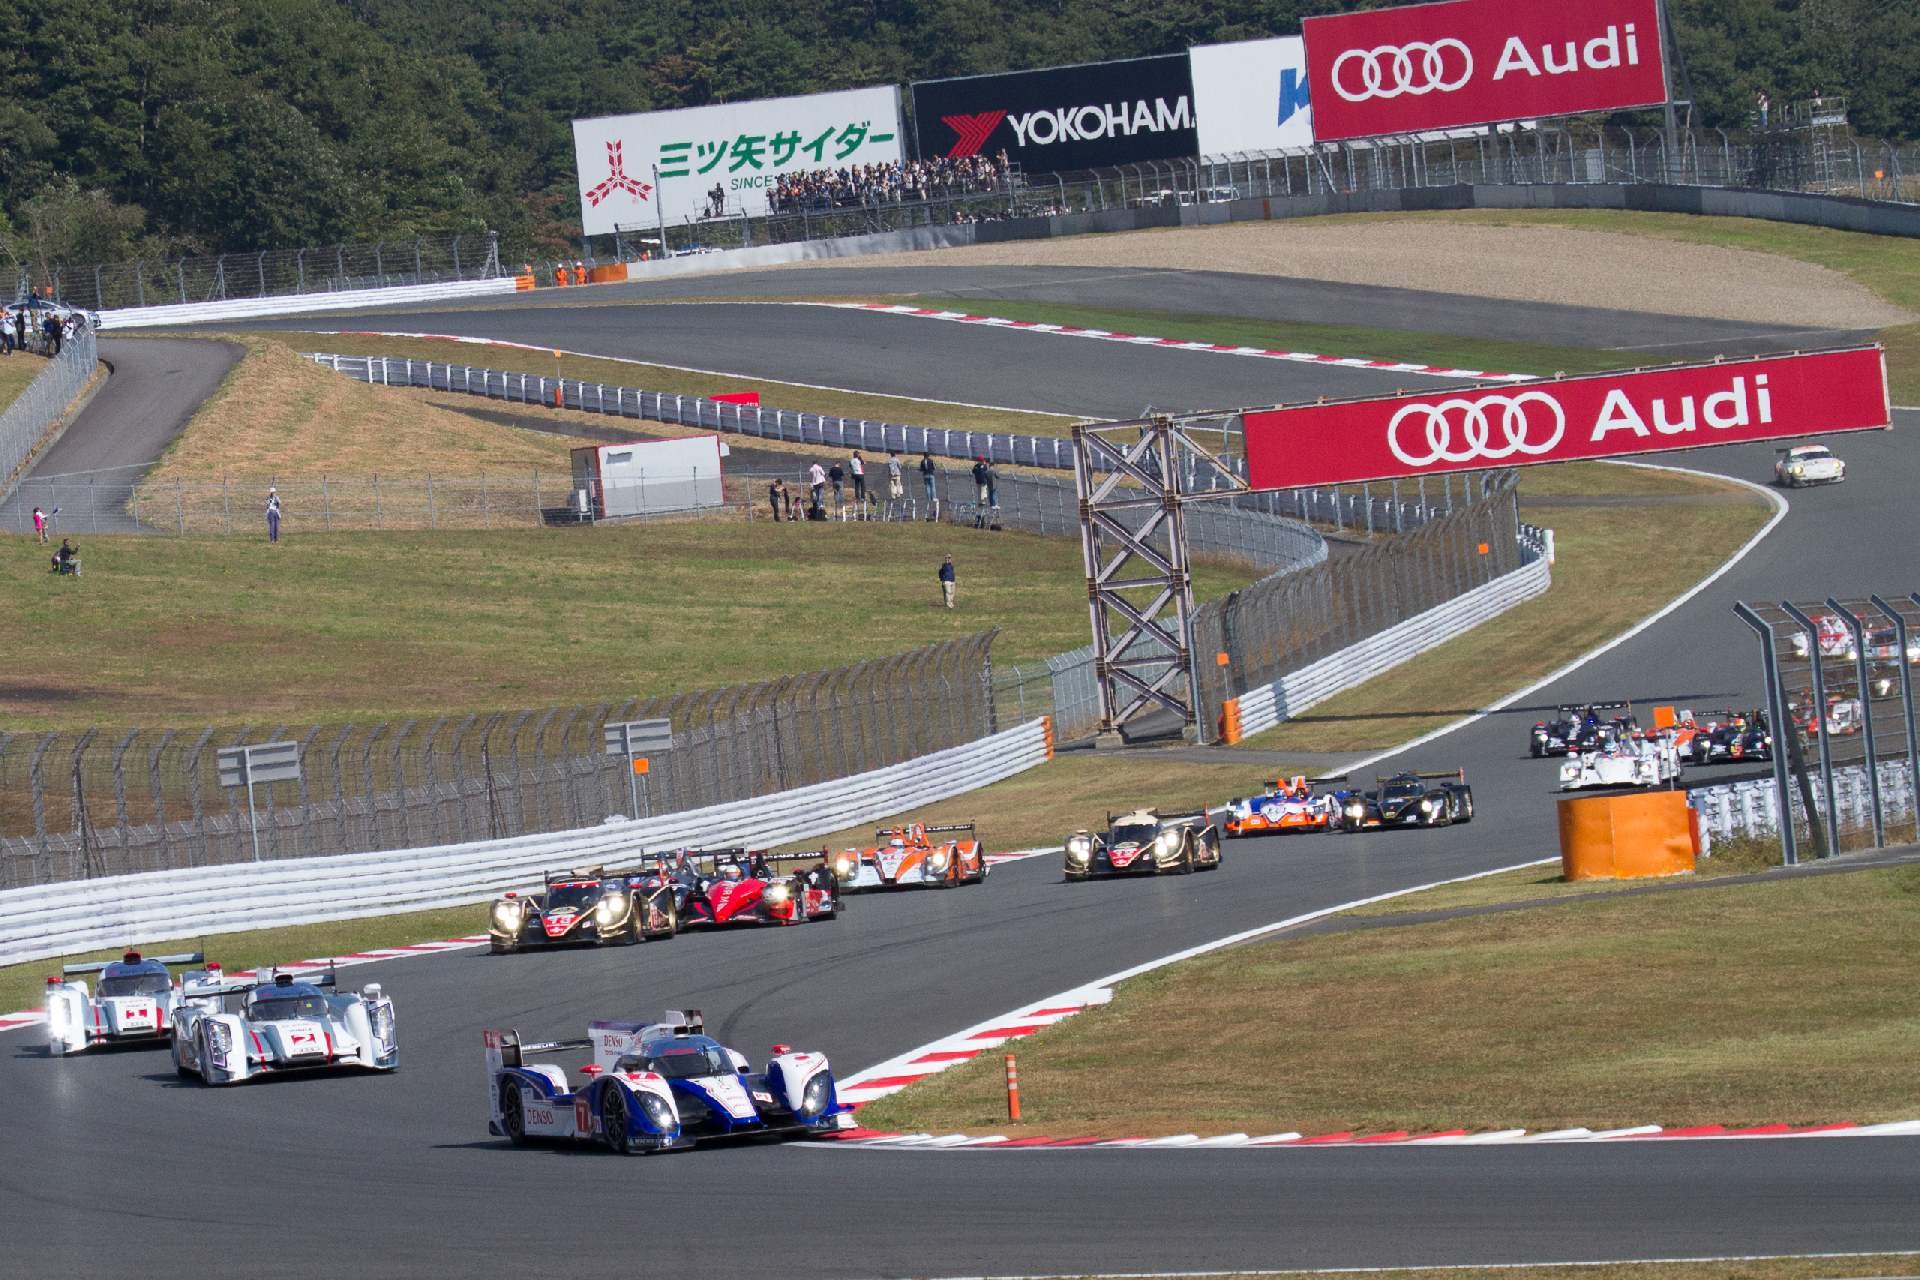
xmin=0 ymin=329 xmax=99 ymax=504
xmin=0 ymin=718 xmax=1054 ymax=968
xmin=0 ymin=633 xmax=998 ymax=890
xmin=18 ymin=231 xmax=503 ymax=315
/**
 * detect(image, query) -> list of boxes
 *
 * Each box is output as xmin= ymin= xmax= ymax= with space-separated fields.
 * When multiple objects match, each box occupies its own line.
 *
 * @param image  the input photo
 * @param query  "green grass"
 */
xmin=1237 ymin=462 xmax=1774 ymax=753
xmin=1058 ymin=1260 xmax=1920 ymax=1280
xmin=0 ymin=522 xmax=1254 ymax=730
xmin=0 ymin=902 xmax=484 ymax=1022
xmin=0 ymin=356 xmax=39 ymax=419
xmin=858 ymin=863 xmax=1920 ymax=1137
xmin=900 ymin=295 xmax=1622 ymax=387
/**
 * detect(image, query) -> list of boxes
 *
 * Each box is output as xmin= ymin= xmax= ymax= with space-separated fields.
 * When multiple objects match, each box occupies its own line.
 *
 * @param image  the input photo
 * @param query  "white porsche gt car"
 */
xmin=43 ymin=950 xmax=209 ymax=1056
xmin=171 ymin=967 xmax=397 ymax=1085
xmin=1774 ymin=444 xmax=1845 ymax=487
xmin=1558 ymin=737 xmax=1683 ymax=790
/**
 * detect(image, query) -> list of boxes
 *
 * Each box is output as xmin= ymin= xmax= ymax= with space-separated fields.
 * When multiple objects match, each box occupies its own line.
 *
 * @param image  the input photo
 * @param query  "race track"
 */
xmin=10 ymin=264 xmax=1917 ymax=1278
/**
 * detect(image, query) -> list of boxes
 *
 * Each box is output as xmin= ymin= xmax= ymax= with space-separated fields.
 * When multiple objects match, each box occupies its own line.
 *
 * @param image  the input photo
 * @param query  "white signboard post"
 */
xmin=1189 ymin=37 xmax=1315 ymax=157
xmin=572 ymin=85 xmax=906 ymax=233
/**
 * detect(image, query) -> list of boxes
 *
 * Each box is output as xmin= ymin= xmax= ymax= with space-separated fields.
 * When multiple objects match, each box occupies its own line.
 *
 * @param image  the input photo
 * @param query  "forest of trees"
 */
xmin=2 ymin=0 xmax=1915 ymax=271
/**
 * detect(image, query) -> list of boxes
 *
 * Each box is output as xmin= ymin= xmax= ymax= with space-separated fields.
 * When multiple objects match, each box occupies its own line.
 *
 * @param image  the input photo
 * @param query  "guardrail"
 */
xmin=1221 ymin=525 xmax=1552 ymax=742
xmin=0 ymin=328 xmax=100 ymax=505
xmin=1690 ymin=761 xmax=1915 ymax=853
xmin=0 ymin=718 xmax=1053 ymax=967
xmin=96 ymin=277 xmax=522 ymax=331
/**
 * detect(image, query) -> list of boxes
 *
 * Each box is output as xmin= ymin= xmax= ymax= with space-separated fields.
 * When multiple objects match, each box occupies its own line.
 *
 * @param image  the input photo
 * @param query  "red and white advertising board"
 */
xmin=1302 ymin=0 xmax=1670 ymax=143
xmin=1244 ymin=348 xmax=1890 ymax=491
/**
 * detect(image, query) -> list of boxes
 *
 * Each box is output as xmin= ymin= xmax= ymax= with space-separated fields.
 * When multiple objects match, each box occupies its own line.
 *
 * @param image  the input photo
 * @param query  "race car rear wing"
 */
xmin=1157 ymin=809 xmax=1212 ymax=826
xmin=63 ymin=949 xmax=203 ymax=975
xmin=483 ymin=1028 xmax=594 ymax=1072
xmin=873 ymin=822 xmax=976 ymax=838
xmin=181 ymin=963 xmax=338 ymax=1000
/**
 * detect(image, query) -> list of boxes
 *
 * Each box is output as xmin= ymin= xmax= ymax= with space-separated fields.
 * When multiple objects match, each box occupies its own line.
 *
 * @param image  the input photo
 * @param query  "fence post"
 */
xmin=427 ymin=473 xmax=437 ymax=528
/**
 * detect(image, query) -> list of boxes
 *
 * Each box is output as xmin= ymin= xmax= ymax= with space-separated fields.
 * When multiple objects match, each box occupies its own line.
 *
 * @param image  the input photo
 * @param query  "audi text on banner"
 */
xmin=1242 ymin=347 xmax=1890 ymax=491
xmin=910 ymin=55 xmax=1198 ymax=173
xmin=1301 ymin=0 xmax=1669 ymax=143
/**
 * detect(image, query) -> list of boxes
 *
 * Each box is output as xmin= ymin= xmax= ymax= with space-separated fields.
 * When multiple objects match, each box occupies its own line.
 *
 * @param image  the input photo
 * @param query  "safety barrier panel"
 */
xmin=1222 ymin=541 xmax=1552 ymax=742
xmin=95 ymin=277 xmax=520 ymax=331
xmin=1690 ymin=760 xmax=1917 ymax=851
xmin=0 ymin=719 xmax=1051 ymax=967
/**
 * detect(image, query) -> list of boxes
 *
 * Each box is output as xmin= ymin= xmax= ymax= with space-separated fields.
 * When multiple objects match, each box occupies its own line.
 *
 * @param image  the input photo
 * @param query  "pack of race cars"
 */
xmin=1526 ymin=701 xmax=1774 ymax=791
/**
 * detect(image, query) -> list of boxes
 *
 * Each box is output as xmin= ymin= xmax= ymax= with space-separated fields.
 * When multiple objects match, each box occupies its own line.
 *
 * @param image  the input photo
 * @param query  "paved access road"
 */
xmin=9 ymin=271 xmax=1915 ymax=1277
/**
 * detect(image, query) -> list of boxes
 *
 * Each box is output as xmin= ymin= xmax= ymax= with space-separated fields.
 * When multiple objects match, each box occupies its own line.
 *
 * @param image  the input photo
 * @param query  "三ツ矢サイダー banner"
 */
xmin=1244 ymin=348 xmax=1890 ymax=490
xmin=572 ymin=86 xmax=905 ymax=234
xmin=911 ymin=55 xmax=1197 ymax=173
xmin=1302 ymin=0 xmax=1669 ymax=143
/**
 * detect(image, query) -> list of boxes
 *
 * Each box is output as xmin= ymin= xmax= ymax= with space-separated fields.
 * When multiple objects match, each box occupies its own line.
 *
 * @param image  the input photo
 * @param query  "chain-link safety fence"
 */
xmin=0 ymin=327 xmax=99 ymax=504
xmin=13 ymin=233 xmax=502 ymax=315
xmin=0 ymin=633 xmax=998 ymax=889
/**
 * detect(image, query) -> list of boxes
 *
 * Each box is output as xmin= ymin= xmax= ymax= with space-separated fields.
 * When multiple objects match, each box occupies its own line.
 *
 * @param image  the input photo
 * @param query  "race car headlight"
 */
xmin=1155 ymin=830 xmax=1180 ymax=854
xmin=1345 ymin=802 xmax=1364 ymax=817
xmin=370 ymin=1002 xmax=394 ymax=1044
xmin=491 ymin=900 xmax=524 ymax=930
xmin=208 ymin=1021 xmax=233 ymax=1052
xmin=928 ymin=850 xmax=950 ymax=871
xmin=799 ymin=1074 xmax=833 ymax=1116
xmin=1419 ymin=799 xmax=1434 ymax=813
xmin=1065 ymin=836 xmax=1092 ymax=863
xmin=1791 ymin=464 xmax=1804 ymax=475
xmin=763 ymin=882 xmax=792 ymax=905
xmin=595 ymin=894 xmax=627 ymax=924
xmin=638 ymin=1091 xmax=676 ymax=1131
xmin=832 ymin=854 xmax=857 ymax=878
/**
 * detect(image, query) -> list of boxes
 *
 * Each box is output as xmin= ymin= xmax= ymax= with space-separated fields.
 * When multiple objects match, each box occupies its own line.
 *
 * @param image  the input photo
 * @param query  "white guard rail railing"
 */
xmin=0 ymin=719 xmax=1052 ymax=968
xmin=1690 ymin=759 xmax=1917 ymax=851
xmin=94 ymin=277 xmax=520 ymax=331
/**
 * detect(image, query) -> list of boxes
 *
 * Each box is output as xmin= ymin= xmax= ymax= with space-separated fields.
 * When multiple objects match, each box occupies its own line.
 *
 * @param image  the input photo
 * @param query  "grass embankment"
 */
xmin=1068 ymin=1260 xmax=1920 ymax=1280
xmin=0 ymin=522 xmax=1253 ymax=730
xmin=898 ymin=296 xmax=1623 ymax=386
xmin=1327 ymin=209 xmax=1920 ymax=403
xmin=0 ymin=356 xmax=41 ymax=417
xmin=858 ymin=862 xmax=1920 ymax=1137
xmin=1238 ymin=461 xmax=1774 ymax=753
xmin=275 ymin=330 xmax=1076 ymax=438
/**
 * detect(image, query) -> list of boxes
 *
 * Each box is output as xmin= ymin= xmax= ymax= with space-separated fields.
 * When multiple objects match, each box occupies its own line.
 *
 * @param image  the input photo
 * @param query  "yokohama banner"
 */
xmin=1244 ymin=348 xmax=1890 ymax=491
xmin=911 ymin=55 xmax=1197 ymax=172
xmin=1301 ymin=0 xmax=1669 ymax=143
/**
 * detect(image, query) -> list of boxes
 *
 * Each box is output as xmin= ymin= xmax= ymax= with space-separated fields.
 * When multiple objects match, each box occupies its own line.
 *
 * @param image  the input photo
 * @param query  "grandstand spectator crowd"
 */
xmin=769 ymin=153 xmax=1010 ymax=213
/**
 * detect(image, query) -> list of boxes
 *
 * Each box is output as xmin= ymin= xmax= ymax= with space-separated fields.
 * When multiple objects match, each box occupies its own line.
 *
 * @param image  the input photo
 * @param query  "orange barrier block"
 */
xmin=514 ymin=274 xmax=535 ymax=291
xmin=587 ymin=264 xmax=628 ymax=284
xmin=1220 ymin=698 xmax=1244 ymax=745
xmin=1558 ymin=790 xmax=1697 ymax=881
xmin=1041 ymin=716 xmax=1056 ymax=760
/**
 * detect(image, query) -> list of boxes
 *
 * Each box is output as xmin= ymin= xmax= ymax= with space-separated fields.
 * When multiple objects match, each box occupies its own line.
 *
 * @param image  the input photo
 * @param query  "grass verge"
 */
xmin=269 ymin=330 xmax=1077 ymax=438
xmin=0 ymin=902 xmax=484 ymax=1023
xmin=1237 ymin=462 xmax=1774 ymax=753
xmin=1064 ymin=1260 xmax=1920 ymax=1280
xmin=0 ymin=355 xmax=41 ymax=418
xmin=900 ymin=296 xmax=1623 ymax=383
xmin=0 ymin=522 xmax=1254 ymax=729
xmin=857 ymin=863 xmax=1920 ymax=1136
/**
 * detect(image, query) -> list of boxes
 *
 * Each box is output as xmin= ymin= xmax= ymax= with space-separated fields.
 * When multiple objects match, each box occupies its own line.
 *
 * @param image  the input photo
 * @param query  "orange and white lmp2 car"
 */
xmin=1223 ymin=776 xmax=1339 ymax=837
xmin=829 ymin=822 xmax=987 ymax=891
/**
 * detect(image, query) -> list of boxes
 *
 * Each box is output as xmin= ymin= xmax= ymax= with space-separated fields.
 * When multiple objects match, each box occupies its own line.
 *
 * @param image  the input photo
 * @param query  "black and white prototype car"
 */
xmin=1063 ymin=809 xmax=1222 ymax=879
xmin=489 ymin=866 xmax=679 ymax=952
xmin=171 ymin=967 xmax=398 ymax=1085
xmin=1339 ymin=771 xmax=1475 ymax=832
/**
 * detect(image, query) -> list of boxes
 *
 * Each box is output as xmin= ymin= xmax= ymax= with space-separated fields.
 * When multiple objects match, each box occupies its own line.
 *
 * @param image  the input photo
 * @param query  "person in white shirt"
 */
xmin=808 ymin=462 xmax=827 ymax=515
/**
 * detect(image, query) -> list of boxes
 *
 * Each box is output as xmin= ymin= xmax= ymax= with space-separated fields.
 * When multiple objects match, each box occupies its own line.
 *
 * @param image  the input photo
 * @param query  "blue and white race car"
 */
xmin=43 ymin=950 xmax=209 ymax=1056
xmin=485 ymin=1010 xmax=855 ymax=1154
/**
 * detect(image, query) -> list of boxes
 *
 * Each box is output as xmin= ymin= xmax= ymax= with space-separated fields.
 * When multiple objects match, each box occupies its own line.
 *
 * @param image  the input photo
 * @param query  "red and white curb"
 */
xmin=821 ymin=1120 xmax=1920 ymax=1150
xmin=828 ymin=303 xmax=1538 ymax=384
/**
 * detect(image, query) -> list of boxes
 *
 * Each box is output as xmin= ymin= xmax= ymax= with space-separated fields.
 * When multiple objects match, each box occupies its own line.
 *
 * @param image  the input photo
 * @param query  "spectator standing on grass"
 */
xmin=808 ymin=461 xmax=826 ymax=513
xmin=985 ymin=459 xmax=999 ymax=511
xmin=970 ymin=457 xmax=990 ymax=527
xmin=886 ymin=451 xmax=903 ymax=506
xmin=767 ymin=478 xmax=784 ymax=521
xmin=938 ymin=554 xmax=956 ymax=610
xmin=919 ymin=450 xmax=938 ymax=518
xmin=828 ymin=460 xmax=845 ymax=513
xmin=32 ymin=506 xmax=47 ymax=543
xmin=265 ymin=487 xmax=282 ymax=543
xmin=849 ymin=451 xmax=866 ymax=506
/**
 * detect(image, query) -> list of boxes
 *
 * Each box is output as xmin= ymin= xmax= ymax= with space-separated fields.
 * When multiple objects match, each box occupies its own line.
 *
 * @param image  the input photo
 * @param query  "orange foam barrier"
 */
xmin=1557 ymin=789 xmax=1698 ymax=881
xmin=1220 ymin=698 xmax=1244 ymax=745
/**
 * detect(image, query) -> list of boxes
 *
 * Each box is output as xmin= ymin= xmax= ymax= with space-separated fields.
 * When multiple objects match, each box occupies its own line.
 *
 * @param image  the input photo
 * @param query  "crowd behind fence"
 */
xmin=0 ymin=328 xmax=99 ymax=503
xmin=0 ymin=634 xmax=997 ymax=889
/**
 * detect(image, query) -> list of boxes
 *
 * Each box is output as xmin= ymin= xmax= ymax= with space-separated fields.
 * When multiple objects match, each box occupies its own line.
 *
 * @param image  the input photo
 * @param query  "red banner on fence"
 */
xmin=1302 ymin=0 xmax=1670 ymax=143
xmin=1243 ymin=348 xmax=1890 ymax=491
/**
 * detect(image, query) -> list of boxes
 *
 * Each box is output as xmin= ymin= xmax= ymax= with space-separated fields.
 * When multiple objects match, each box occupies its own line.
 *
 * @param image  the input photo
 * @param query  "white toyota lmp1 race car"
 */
xmin=485 ymin=1010 xmax=855 ymax=1154
xmin=170 ymin=966 xmax=398 ymax=1085
xmin=43 ymin=950 xmax=208 ymax=1056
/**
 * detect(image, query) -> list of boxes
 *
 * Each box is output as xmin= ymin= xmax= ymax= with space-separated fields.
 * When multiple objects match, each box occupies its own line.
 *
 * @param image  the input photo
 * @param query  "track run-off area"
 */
xmin=6 ymin=256 xmax=1917 ymax=1278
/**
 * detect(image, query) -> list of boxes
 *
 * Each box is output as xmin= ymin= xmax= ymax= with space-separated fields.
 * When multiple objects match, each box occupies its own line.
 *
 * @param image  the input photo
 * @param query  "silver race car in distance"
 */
xmin=44 ymin=950 xmax=208 ymax=1056
xmin=171 ymin=966 xmax=397 ymax=1085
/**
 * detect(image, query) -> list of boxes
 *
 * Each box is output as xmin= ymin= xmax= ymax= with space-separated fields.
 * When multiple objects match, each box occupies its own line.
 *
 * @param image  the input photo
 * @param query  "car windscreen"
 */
xmin=543 ymin=885 xmax=600 ymax=911
xmin=1797 ymin=449 xmax=1833 ymax=461
xmin=1110 ymin=823 xmax=1158 ymax=846
xmin=248 ymin=995 xmax=330 ymax=1022
xmin=626 ymin=1046 xmax=735 ymax=1079
xmin=97 ymin=973 xmax=171 ymax=998
xmin=1381 ymin=781 xmax=1423 ymax=800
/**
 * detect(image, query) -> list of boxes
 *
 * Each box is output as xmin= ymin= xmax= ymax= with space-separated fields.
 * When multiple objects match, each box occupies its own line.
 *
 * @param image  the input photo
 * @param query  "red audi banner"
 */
xmin=1243 ymin=348 xmax=1890 ymax=491
xmin=1302 ymin=0 xmax=1670 ymax=143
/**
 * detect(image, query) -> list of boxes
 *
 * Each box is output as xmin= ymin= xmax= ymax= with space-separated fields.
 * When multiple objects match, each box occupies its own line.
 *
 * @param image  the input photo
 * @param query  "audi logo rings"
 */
xmin=1331 ymin=39 xmax=1474 ymax=103
xmin=1387 ymin=393 xmax=1567 ymax=468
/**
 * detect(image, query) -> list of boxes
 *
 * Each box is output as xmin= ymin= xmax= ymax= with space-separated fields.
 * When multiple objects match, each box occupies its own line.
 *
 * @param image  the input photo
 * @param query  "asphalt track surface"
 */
xmin=12 ymin=268 xmax=1918 ymax=1277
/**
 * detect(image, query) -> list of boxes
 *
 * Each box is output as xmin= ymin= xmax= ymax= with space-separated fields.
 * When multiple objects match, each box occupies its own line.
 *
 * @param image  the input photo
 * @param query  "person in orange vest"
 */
xmin=572 ymin=261 xmax=587 ymax=286
xmin=553 ymin=263 xmax=568 ymax=288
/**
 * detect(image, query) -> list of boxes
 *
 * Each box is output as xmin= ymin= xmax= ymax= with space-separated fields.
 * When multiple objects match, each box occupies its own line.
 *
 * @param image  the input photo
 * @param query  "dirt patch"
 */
xmin=780 ymin=219 xmax=1908 ymax=330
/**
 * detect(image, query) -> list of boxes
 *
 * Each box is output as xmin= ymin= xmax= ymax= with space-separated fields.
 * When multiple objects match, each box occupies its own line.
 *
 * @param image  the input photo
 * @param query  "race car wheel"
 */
xmin=172 ymin=1034 xmax=193 ymax=1079
xmin=1176 ymin=845 xmax=1196 ymax=874
xmin=1460 ymin=792 xmax=1475 ymax=823
xmin=500 ymin=1080 xmax=529 ymax=1146
xmin=602 ymin=1084 xmax=633 ymax=1155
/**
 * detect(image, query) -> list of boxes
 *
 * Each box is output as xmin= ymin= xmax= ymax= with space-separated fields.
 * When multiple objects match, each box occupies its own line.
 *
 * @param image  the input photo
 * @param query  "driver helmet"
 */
xmin=718 ymin=863 xmax=744 ymax=881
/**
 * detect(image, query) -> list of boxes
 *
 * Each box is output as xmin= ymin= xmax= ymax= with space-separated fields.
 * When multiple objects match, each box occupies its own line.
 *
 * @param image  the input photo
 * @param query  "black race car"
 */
xmin=1691 ymin=712 xmax=1774 ymax=765
xmin=1529 ymin=702 xmax=1636 ymax=758
xmin=487 ymin=867 xmax=679 ymax=953
xmin=1339 ymin=771 xmax=1475 ymax=832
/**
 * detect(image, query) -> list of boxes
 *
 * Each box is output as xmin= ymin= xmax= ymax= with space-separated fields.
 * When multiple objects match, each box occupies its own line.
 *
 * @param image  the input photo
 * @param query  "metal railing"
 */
xmin=16 ymin=232 xmax=503 ymax=315
xmin=0 ymin=329 xmax=99 ymax=504
xmin=0 ymin=633 xmax=998 ymax=889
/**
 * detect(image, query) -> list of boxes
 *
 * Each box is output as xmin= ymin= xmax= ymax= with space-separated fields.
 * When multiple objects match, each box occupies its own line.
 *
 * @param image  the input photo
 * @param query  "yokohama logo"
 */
xmin=941 ymin=111 xmax=1006 ymax=158
xmin=584 ymin=141 xmax=653 ymax=207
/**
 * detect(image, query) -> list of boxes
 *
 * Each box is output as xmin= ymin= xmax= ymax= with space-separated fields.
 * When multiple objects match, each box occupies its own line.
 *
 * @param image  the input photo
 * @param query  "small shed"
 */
xmin=570 ymin=435 xmax=728 ymax=520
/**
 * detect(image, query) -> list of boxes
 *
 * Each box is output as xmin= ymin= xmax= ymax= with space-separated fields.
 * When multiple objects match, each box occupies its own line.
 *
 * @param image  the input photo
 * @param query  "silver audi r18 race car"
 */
xmin=171 ymin=966 xmax=398 ymax=1085
xmin=43 ymin=950 xmax=208 ymax=1056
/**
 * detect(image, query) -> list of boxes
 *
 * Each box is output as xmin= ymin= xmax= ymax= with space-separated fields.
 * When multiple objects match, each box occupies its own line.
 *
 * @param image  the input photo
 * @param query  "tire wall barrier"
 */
xmin=0 ymin=719 xmax=1052 ymax=968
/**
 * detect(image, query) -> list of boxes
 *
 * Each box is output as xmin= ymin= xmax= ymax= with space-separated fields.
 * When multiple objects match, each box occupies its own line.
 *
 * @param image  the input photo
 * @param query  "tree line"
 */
xmin=2 ymin=0 xmax=1913 ymax=274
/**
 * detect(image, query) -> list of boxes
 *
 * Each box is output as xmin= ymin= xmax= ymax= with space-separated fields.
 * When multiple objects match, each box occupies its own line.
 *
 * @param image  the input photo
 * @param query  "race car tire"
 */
xmin=500 ymin=1080 xmax=530 ymax=1146
xmin=602 ymin=1083 xmax=634 ymax=1155
xmin=1530 ymin=742 xmax=1543 ymax=758
xmin=489 ymin=940 xmax=515 ymax=955
xmin=173 ymin=1036 xmax=193 ymax=1079
xmin=1176 ymin=845 xmax=1196 ymax=874
xmin=1460 ymin=791 xmax=1475 ymax=823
